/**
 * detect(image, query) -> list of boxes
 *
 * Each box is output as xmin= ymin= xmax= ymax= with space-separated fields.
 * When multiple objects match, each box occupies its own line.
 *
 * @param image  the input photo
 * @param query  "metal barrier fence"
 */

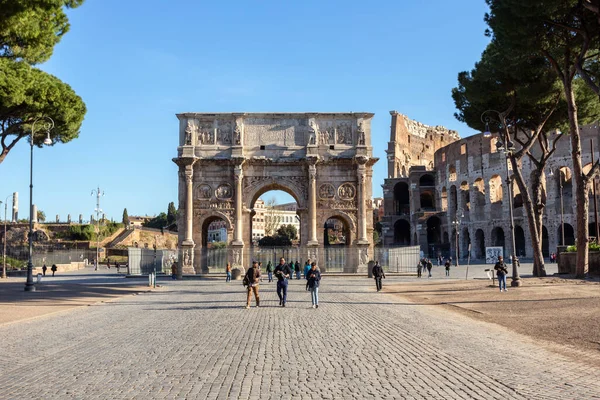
xmin=377 ymin=246 xmax=421 ymax=273
xmin=127 ymin=247 xmax=177 ymax=275
xmin=201 ymin=245 xmax=421 ymax=274
xmin=4 ymin=247 xmax=96 ymax=268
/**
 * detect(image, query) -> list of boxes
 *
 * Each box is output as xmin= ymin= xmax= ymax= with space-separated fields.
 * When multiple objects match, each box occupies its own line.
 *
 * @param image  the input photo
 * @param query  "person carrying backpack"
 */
xmin=244 ymin=261 xmax=261 ymax=308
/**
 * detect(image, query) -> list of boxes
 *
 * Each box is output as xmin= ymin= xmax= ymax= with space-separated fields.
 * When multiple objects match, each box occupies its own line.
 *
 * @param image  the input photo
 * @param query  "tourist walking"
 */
xmin=225 ymin=262 xmax=232 ymax=282
xmin=244 ymin=261 xmax=261 ymax=308
xmin=171 ymin=262 xmax=177 ymax=279
xmin=274 ymin=258 xmax=292 ymax=307
xmin=416 ymin=260 xmax=422 ymax=278
xmin=288 ymin=261 xmax=294 ymax=280
xmin=426 ymin=259 xmax=433 ymax=278
xmin=42 ymin=264 xmax=47 ymax=276
xmin=51 ymin=264 xmax=57 ymax=276
xmin=306 ymin=261 xmax=321 ymax=308
xmin=303 ymin=259 xmax=311 ymax=279
xmin=295 ymin=260 xmax=301 ymax=280
xmin=372 ymin=261 xmax=385 ymax=292
xmin=494 ymin=255 xmax=508 ymax=292
xmin=444 ymin=258 xmax=451 ymax=277
xmin=266 ymin=260 xmax=274 ymax=283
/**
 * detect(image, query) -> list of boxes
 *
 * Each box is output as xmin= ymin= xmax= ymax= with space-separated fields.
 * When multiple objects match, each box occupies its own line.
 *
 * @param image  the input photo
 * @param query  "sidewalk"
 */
xmin=0 ymin=267 xmax=152 ymax=325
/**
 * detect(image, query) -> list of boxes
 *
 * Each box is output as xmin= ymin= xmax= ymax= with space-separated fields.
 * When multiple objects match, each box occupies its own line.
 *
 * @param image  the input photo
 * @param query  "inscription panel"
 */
xmin=244 ymin=118 xmax=305 ymax=146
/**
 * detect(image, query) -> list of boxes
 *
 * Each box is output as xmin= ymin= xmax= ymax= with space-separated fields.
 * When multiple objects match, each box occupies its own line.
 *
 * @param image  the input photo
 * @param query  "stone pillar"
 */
xmin=32 ymin=205 xmax=38 ymax=223
xmin=79 ymin=214 xmax=83 ymax=224
xmin=233 ymin=163 xmax=244 ymax=245
xmin=307 ymin=162 xmax=318 ymax=246
xmin=179 ymin=160 xmax=197 ymax=275
xmin=12 ymin=192 xmax=18 ymax=223
xmin=357 ymin=160 xmax=369 ymax=244
xmin=184 ymin=165 xmax=194 ymax=244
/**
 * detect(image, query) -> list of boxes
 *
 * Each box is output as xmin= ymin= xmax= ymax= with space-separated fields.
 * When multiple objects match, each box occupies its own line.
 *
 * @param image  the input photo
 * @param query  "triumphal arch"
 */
xmin=173 ymin=113 xmax=377 ymax=274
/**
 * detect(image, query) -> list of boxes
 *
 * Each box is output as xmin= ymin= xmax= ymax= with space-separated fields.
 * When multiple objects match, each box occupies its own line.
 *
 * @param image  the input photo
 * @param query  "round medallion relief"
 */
xmin=196 ymin=184 xmax=212 ymax=199
xmin=338 ymin=183 xmax=356 ymax=200
xmin=215 ymin=184 xmax=233 ymax=200
xmin=319 ymin=183 xmax=335 ymax=199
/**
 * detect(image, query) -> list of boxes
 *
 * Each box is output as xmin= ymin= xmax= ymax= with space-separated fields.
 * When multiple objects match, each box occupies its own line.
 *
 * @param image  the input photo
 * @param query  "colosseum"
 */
xmin=381 ymin=110 xmax=600 ymax=261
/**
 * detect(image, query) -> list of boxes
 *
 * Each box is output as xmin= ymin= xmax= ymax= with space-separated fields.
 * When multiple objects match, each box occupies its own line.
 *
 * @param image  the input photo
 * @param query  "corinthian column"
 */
xmin=307 ymin=162 xmax=318 ymax=245
xmin=233 ymin=163 xmax=244 ymax=245
xmin=357 ymin=158 xmax=369 ymax=244
xmin=184 ymin=166 xmax=194 ymax=244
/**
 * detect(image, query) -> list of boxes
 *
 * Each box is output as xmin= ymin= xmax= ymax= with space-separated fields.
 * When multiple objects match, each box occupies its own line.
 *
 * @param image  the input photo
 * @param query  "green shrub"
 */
xmin=565 ymin=243 xmax=600 ymax=252
xmin=5 ymin=257 xmax=26 ymax=269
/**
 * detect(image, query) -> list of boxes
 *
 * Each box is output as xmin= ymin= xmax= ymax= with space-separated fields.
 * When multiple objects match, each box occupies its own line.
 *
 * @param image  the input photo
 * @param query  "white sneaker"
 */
xmin=504 ymin=289 xmax=508 ymax=292
xmin=312 ymin=305 xmax=316 ymax=308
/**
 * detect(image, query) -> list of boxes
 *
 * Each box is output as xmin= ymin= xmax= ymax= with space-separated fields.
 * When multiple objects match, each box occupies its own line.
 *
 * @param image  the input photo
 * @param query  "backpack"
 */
xmin=243 ymin=268 xmax=256 ymax=287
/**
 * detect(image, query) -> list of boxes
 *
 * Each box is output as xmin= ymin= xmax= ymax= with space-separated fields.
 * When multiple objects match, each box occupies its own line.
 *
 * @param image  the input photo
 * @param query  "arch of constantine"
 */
xmin=173 ymin=113 xmax=377 ymax=273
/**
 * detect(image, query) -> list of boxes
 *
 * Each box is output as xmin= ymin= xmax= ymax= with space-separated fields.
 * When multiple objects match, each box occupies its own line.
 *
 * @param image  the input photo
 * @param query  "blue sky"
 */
xmin=1 ymin=0 xmax=490 ymax=221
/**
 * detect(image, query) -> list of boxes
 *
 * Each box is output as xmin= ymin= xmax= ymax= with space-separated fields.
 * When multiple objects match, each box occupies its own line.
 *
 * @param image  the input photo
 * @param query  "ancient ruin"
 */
xmin=173 ymin=113 xmax=377 ymax=273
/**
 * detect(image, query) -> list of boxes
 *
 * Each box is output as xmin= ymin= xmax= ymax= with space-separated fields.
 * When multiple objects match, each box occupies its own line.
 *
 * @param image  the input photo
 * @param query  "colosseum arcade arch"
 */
xmin=393 ymin=219 xmax=411 ymax=245
xmin=174 ymin=112 xmax=377 ymax=274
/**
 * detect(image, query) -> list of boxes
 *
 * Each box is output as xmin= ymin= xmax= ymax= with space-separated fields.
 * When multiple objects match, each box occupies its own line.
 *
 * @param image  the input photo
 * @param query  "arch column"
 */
xmin=232 ymin=162 xmax=244 ymax=246
xmin=356 ymin=157 xmax=369 ymax=244
xmin=173 ymin=156 xmax=198 ymax=275
xmin=307 ymin=160 xmax=319 ymax=246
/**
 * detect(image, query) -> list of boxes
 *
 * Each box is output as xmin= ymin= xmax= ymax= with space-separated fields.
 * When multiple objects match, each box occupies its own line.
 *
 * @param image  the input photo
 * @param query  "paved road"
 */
xmin=1 ymin=275 xmax=598 ymax=399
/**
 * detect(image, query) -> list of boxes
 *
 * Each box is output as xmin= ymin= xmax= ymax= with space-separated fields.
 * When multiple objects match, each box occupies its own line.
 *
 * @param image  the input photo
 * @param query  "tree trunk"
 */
xmin=564 ymin=78 xmax=589 ymax=278
xmin=511 ymin=157 xmax=547 ymax=276
xmin=0 ymin=148 xmax=8 ymax=164
xmin=530 ymin=170 xmax=547 ymax=276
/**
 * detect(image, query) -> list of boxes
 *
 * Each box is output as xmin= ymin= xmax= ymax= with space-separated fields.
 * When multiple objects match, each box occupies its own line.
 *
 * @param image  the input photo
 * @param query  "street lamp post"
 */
xmin=25 ymin=117 xmax=54 ymax=292
xmin=91 ymin=187 xmax=104 ymax=270
xmin=549 ymin=168 xmax=566 ymax=245
xmin=452 ymin=212 xmax=464 ymax=267
xmin=481 ymin=110 xmax=521 ymax=287
xmin=1 ymin=195 xmax=10 ymax=279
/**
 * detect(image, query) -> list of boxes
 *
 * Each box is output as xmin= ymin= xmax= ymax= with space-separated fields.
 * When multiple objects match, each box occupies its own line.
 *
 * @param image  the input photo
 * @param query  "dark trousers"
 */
xmin=375 ymin=277 xmax=382 ymax=291
xmin=276 ymin=280 xmax=288 ymax=304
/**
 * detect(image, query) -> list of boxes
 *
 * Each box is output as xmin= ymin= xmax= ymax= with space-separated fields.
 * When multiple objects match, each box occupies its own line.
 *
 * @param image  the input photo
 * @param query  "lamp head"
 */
xmin=483 ymin=121 xmax=492 ymax=138
xmin=495 ymin=140 xmax=505 ymax=152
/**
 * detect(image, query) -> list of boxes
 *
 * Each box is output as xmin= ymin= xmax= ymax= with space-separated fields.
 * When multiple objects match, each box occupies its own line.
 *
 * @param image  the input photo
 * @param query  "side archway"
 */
xmin=321 ymin=210 xmax=356 ymax=246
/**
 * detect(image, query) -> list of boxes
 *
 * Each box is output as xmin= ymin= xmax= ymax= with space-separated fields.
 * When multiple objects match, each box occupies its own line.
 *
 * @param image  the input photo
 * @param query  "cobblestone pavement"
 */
xmin=1 ymin=276 xmax=598 ymax=399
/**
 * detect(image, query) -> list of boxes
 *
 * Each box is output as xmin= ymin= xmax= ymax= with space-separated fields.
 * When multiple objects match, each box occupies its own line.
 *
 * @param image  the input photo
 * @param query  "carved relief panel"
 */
xmin=319 ymin=183 xmax=335 ymax=199
xmin=215 ymin=184 xmax=233 ymax=200
xmin=198 ymin=121 xmax=214 ymax=145
xmin=336 ymin=120 xmax=353 ymax=145
xmin=317 ymin=121 xmax=335 ymax=145
xmin=216 ymin=120 xmax=233 ymax=145
xmin=338 ymin=183 xmax=356 ymax=200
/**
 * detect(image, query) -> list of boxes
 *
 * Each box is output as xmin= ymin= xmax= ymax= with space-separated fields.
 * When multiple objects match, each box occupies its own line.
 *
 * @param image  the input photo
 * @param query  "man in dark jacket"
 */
xmin=372 ymin=261 xmax=385 ymax=292
xmin=494 ymin=255 xmax=509 ymax=292
xmin=274 ymin=258 xmax=292 ymax=307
